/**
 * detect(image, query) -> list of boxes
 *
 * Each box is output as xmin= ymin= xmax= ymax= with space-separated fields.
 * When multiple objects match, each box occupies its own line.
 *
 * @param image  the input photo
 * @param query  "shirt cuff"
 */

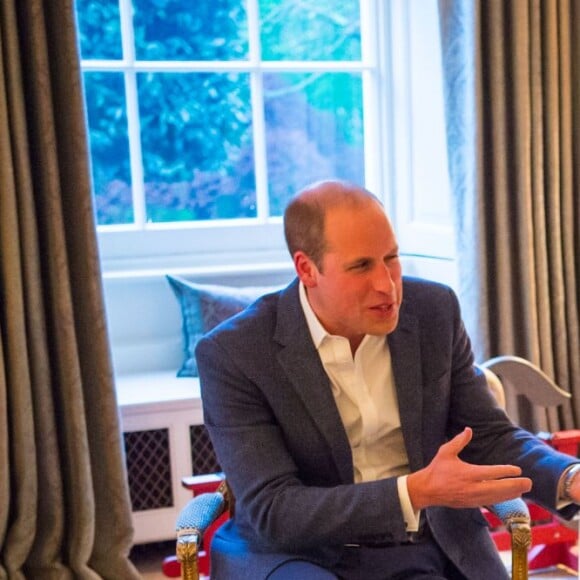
xmin=397 ymin=475 xmax=421 ymax=532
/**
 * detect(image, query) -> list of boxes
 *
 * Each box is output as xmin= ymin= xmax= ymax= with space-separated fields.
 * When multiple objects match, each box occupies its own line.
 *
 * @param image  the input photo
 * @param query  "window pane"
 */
xmin=75 ymin=0 xmax=122 ymax=60
xmin=84 ymin=72 xmax=133 ymax=225
xmin=133 ymin=0 xmax=249 ymax=60
xmin=138 ymin=72 xmax=255 ymax=222
xmin=265 ymin=73 xmax=364 ymax=215
xmin=260 ymin=0 xmax=361 ymax=61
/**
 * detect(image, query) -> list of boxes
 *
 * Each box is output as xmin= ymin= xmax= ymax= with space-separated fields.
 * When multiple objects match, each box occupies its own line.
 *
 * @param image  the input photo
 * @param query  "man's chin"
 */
xmin=368 ymin=318 xmax=399 ymax=336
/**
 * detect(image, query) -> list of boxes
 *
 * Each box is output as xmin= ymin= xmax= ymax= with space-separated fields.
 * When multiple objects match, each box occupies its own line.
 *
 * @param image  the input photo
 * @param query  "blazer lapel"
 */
xmin=273 ymin=281 xmax=426 ymax=480
xmin=388 ymin=309 xmax=425 ymax=472
xmin=274 ymin=281 xmax=354 ymax=483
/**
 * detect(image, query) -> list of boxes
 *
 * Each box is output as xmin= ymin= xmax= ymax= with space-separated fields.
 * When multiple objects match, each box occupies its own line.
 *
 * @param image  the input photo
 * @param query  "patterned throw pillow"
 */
xmin=166 ymin=275 xmax=281 ymax=377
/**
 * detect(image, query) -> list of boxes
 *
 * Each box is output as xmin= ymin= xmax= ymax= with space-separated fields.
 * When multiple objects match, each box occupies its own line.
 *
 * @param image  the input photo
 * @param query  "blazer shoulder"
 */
xmin=401 ymin=276 xmax=460 ymax=320
xmin=197 ymin=280 xmax=301 ymax=353
xmin=194 ymin=282 xmax=300 ymax=378
xmin=402 ymin=276 xmax=457 ymax=300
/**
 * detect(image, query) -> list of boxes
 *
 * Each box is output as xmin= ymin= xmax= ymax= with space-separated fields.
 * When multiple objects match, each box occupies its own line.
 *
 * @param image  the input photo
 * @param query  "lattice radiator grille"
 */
xmin=124 ymin=428 xmax=173 ymax=512
xmin=190 ymin=424 xmax=221 ymax=475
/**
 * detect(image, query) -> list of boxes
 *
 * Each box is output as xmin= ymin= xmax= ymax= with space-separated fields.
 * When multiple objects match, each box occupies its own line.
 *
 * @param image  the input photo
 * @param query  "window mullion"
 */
xmin=247 ymin=0 xmax=269 ymax=222
xmin=120 ymin=0 xmax=147 ymax=228
xmin=360 ymin=0 xmax=382 ymax=198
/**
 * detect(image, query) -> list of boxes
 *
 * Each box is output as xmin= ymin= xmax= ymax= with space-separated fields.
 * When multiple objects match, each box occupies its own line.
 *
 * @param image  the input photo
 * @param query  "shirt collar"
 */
xmin=299 ymin=282 xmax=385 ymax=352
xmin=299 ymin=281 xmax=328 ymax=349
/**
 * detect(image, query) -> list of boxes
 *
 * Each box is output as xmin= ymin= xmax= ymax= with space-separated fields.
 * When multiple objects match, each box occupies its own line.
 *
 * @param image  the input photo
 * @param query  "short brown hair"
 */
xmin=283 ymin=180 xmax=382 ymax=270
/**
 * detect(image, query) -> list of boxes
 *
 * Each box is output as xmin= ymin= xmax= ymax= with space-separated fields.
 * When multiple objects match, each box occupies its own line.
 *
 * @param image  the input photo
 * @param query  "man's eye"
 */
xmin=351 ymin=261 xmax=370 ymax=270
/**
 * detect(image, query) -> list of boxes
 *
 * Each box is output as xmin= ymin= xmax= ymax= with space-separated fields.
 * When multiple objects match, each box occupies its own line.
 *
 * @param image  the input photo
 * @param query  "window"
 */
xmin=76 ymin=0 xmax=456 ymax=378
xmin=76 ymin=0 xmax=455 ymax=279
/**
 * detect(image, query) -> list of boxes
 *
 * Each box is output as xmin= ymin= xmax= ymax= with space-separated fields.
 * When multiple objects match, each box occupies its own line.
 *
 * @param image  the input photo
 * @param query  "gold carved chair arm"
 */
xmin=176 ymin=480 xmax=232 ymax=580
xmin=486 ymin=497 xmax=531 ymax=580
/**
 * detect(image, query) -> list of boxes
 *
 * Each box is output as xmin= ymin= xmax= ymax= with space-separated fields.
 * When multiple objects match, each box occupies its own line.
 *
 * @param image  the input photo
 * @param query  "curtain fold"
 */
xmin=0 ymin=1 xmax=139 ymax=578
xmin=439 ymin=0 xmax=580 ymax=433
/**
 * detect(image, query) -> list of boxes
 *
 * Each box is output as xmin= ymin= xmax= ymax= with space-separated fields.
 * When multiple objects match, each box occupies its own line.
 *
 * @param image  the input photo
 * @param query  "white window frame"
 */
xmin=84 ymin=0 xmax=455 ymax=283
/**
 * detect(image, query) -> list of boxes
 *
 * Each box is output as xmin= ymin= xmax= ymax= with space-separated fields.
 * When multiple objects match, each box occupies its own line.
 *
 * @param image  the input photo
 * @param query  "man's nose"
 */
xmin=374 ymin=265 xmax=395 ymax=292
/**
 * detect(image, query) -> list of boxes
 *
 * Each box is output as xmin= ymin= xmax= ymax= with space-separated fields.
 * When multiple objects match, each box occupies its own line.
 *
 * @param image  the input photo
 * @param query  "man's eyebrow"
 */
xmin=344 ymin=256 xmax=373 ymax=268
xmin=380 ymin=246 xmax=399 ymax=259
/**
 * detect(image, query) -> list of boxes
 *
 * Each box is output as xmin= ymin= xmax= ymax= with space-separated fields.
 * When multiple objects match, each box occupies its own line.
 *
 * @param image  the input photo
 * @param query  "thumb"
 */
xmin=443 ymin=427 xmax=473 ymax=456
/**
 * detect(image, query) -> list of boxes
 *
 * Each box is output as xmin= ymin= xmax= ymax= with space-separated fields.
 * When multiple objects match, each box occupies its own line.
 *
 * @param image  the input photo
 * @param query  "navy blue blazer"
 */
xmin=196 ymin=277 xmax=577 ymax=579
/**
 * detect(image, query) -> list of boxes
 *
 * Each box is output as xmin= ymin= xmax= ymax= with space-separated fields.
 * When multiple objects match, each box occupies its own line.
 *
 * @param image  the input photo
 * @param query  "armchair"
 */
xmin=171 ymin=355 xmax=580 ymax=580
xmin=172 ymin=480 xmax=531 ymax=579
xmin=172 ymin=476 xmax=531 ymax=580
xmin=175 ymin=477 xmax=232 ymax=580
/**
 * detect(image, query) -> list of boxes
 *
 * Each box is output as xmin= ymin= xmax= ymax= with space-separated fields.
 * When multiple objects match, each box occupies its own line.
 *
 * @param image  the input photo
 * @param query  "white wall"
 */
xmin=103 ymin=256 xmax=456 ymax=377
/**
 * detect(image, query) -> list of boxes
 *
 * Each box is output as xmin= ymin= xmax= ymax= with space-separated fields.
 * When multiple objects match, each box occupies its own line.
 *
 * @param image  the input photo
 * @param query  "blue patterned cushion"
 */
xmin=166 ymin=275 xmax=280 ymax=377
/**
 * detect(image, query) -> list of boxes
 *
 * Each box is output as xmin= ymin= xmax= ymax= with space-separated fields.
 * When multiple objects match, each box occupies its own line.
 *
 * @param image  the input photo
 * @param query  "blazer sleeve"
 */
xmin=435 ymin=286 xmax=578 ymax=514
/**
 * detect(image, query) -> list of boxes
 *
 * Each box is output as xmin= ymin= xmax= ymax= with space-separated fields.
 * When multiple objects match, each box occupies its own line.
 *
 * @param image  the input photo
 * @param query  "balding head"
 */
xmin=283 ymin=180 xmax=383 ymax=270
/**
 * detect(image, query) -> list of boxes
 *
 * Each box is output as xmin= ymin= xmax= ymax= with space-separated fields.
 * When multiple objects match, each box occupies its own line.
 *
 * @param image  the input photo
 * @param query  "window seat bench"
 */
xmin=116 ymin=371 xmax=206 ymax=544
xmin=103 ymin=268 xmax=295 ymax=544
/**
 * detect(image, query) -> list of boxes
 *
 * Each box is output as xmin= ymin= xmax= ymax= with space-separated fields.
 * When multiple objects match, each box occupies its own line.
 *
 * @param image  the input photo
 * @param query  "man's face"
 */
xmin=299 ymin=200 xmax=403 ymax=351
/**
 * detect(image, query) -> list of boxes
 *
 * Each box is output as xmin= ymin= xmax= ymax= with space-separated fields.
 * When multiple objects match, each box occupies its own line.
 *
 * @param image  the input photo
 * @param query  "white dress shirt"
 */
xmin=299 ymin=283 xmax=420 ymax=531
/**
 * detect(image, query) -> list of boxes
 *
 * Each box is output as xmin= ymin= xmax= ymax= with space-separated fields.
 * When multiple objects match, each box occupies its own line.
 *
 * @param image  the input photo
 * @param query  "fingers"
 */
xmin=445 ymin=428 xmax=526 ymax=487
xmin=444 ymin=427 xmax=523 ymax=480
xmin=469 ymin=476 xmax=532 ymax=505
xmin=495 ymin=476 xmax=532 ymax=496
xmin=407 ymin=427 xmax=533 ymax=510
xmin=441 ymin=428 xmax=523 ymax=479
xmin=440 ymin=426 xmax=472 ymax=456
xmin=409 ymin=469 xmax=532 ymax=510
xmin=476 ymin=476 xmax=532 ymax=495
xmin=464 ymin=463 xmax=523 ymax=481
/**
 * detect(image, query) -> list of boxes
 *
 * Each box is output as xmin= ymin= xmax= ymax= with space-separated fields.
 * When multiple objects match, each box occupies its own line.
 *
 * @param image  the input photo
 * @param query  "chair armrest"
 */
xmin=177 ymin=491 xmax=228 ymax=541
xmin=176 ymin=481 xmax=231 ymax=580
xmin=487 ymin=498 xmax=530 ymax=530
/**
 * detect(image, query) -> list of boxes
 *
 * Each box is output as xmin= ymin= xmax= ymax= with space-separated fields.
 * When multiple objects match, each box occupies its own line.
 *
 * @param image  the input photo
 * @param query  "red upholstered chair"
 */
xmin=162 ymin=473 xmax=230 ymax=579
xmin=166 ymin=474 xmax=531 ymax=580
xmin=163 ymin=355 xmax=580 ymax=580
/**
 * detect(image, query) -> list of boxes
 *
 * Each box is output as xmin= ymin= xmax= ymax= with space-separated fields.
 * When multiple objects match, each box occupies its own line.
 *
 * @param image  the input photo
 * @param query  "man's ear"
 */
xmin=294 ymin=251 xmax=319 ymax=288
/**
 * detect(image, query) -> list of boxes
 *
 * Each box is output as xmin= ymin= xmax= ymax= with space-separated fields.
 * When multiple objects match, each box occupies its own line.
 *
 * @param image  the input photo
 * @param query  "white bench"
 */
xmin=104 ymin=267 xmax=294 ymax=543
xmin=117 ymin=371 xmax=203 ymax=544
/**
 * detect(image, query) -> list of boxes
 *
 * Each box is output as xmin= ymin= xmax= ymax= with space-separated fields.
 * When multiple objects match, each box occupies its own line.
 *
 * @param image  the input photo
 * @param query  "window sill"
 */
xmin=115 ymin=371 xmax=201 ymax=415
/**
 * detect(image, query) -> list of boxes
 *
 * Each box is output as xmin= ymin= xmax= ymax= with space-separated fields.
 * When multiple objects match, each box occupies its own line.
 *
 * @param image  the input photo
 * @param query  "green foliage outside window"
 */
xmin=76 ymin=0 xmax=364 ymax=225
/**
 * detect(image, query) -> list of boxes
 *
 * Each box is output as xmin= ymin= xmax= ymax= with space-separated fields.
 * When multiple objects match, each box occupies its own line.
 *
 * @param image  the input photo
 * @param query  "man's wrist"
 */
xmin=562 ymin=464 xmax=580 ymax=502
xmin=398 ymin=475 xmax=420 ymax=532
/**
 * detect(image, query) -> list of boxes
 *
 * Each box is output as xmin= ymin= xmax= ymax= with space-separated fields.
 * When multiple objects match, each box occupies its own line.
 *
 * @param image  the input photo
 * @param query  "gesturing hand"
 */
xmin=406 ymin=427 xmax=532 ymax=511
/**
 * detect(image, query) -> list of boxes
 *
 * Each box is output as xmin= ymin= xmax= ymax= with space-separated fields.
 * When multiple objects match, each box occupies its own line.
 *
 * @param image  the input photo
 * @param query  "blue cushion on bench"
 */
xmin=166 ymin=275 xmax=280 ymax=377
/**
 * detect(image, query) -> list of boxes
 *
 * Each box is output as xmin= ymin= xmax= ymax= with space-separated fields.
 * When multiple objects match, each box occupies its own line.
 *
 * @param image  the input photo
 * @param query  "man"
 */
xmin=196 ymin=180 xmax=580 ymax=579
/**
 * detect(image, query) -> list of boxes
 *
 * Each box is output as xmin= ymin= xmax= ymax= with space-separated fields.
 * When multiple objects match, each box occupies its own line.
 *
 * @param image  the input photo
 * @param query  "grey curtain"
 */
xmin=438 ymin=0 xmax=580 ymax=433
xmin=0 ymin=1 xmax=139 ymax=578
